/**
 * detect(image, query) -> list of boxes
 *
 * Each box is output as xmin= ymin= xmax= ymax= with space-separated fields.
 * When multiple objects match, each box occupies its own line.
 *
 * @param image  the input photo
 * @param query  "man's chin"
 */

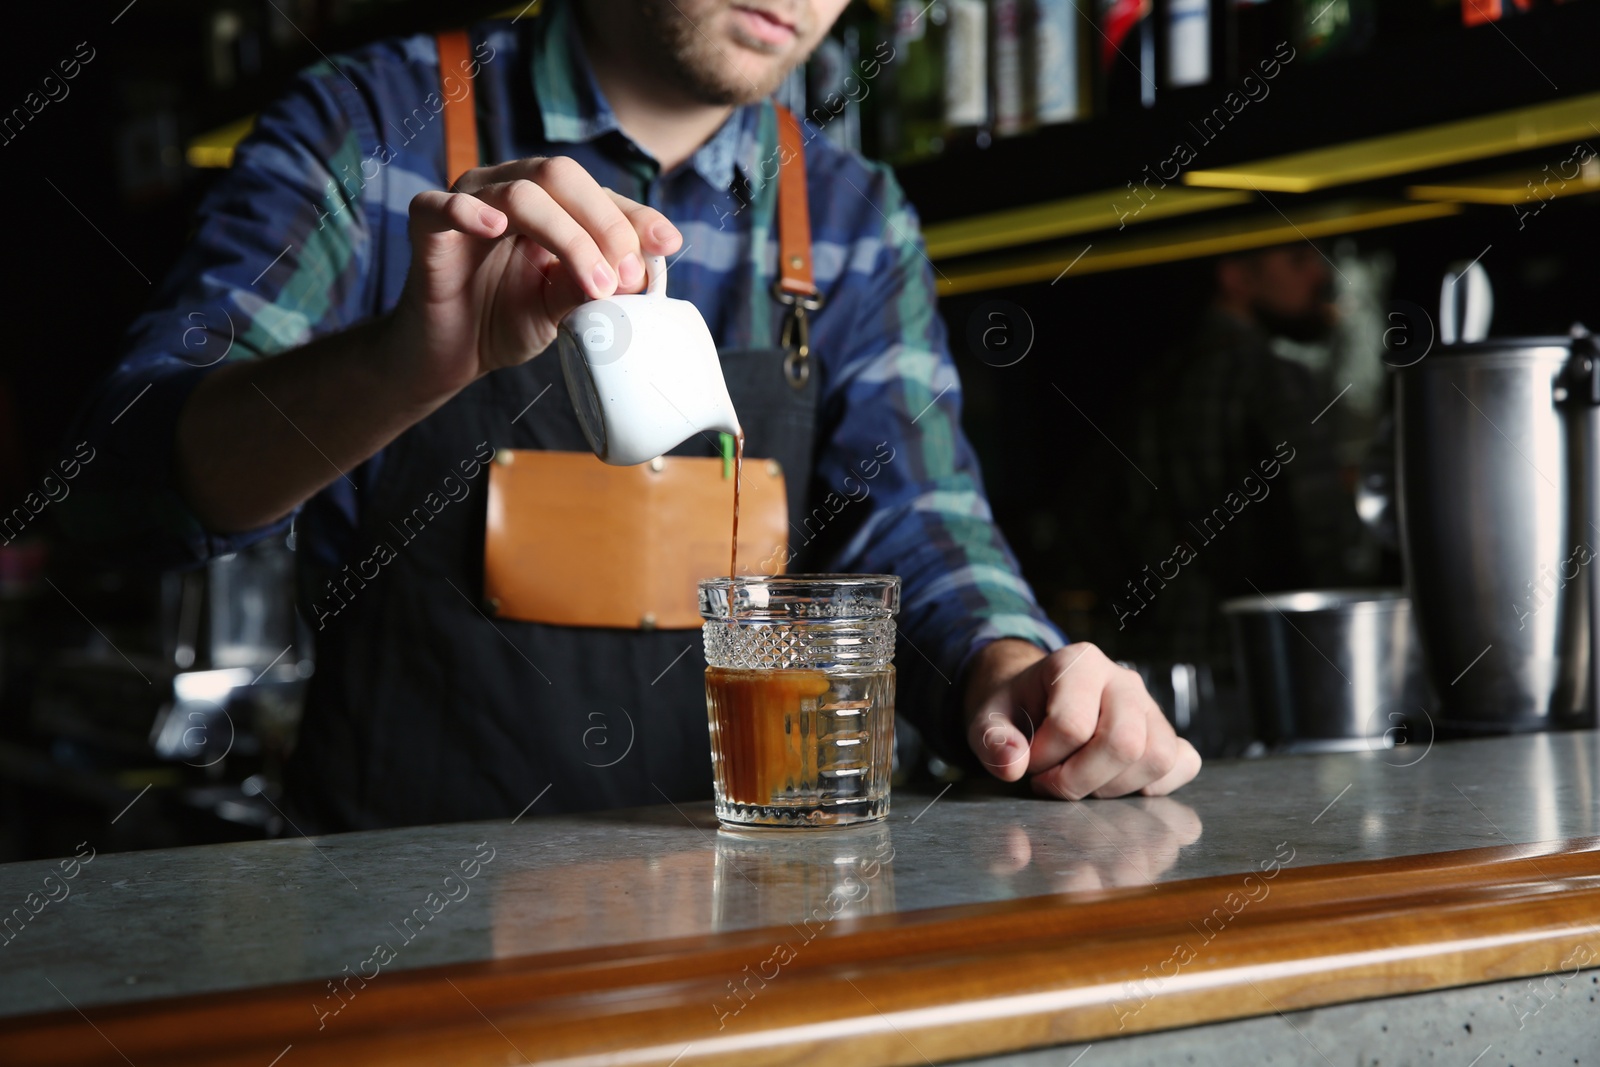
xmin=707 ymin=23 xmax=801 ymax=91
xmin=689 ymin=60 xmax=793 ymax=106
xmin=647 ymin=15 xmax=803 ymax=107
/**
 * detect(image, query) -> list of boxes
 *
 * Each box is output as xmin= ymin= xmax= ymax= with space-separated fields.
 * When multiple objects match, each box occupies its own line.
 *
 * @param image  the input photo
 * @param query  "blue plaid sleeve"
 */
xmin=813 ymin=162 xmax=1067 ymax=771
xmin=59 ymin=58 xmax=382 ymax=569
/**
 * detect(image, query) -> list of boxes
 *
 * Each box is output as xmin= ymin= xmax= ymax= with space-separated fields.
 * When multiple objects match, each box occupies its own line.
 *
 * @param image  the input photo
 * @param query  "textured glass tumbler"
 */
xmin=698 ymin=575 xmax=899 ymax=828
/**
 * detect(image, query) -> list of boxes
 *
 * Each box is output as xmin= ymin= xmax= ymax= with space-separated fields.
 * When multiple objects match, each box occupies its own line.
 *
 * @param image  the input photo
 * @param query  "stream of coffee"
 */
xmin=729 ymin=430 xmax=744 ymax=587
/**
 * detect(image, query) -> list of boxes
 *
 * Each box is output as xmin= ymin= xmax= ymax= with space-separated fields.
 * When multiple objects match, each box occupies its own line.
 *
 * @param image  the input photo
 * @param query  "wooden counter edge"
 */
xmin=5 ymin=836 xmax=1599 ymax=1066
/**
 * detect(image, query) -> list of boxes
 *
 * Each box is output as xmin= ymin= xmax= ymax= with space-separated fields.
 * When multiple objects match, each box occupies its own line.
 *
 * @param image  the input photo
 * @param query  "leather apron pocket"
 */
xmin=482 ymin=449 xmax=789 ymax=629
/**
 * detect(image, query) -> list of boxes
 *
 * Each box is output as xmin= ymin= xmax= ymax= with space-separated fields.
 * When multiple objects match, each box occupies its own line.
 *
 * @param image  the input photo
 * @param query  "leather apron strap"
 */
xmin=773 ymin=105 xmax=818 ymax=301
xmin=438 ymin=29 xmax=478 ymax=189
xmin=770 ymin=104 xmax=823 ymax=389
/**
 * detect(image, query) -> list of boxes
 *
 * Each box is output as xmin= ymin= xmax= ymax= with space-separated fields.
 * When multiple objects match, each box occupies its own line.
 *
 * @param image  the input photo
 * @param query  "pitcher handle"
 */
xmin=645 ymin=254 xmax=668 ymax=299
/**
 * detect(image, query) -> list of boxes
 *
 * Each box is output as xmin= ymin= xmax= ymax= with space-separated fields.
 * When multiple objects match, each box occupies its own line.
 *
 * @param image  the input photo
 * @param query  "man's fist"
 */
xmin=962 ymin=639 xmax=1201 ymax=798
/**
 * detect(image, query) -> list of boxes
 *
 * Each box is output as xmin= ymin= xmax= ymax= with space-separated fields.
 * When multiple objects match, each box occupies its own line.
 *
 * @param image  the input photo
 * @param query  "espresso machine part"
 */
xmin=1394 ymin=266 xmax=1597 ymax=733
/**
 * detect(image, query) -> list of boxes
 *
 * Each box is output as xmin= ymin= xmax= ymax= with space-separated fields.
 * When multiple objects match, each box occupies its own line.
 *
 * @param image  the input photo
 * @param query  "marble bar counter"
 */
xmin=3 ymin=732 xmax=1600 ymax=1066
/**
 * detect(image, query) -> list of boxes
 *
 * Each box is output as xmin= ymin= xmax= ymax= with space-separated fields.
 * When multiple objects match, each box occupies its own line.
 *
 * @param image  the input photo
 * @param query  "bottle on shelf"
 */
xmin=992 ymin=0 xmax=1031 ymax=137
xmin=944 ymin=0 xmax=992 ymax=147
xmin=1461 ymin=0 xmax=1533 ymax=27
xmin=1032 ymin=0 xmax=1091 ymax=126
xmin=207 ymin=3 xmax=263 ymax=90
xmin=1166 ymin=0 xmax=1214 ymax=87
xmin=807 ymin=1 xmax=898 ymax=158
xmin=1292 ymin=0 xmax=1375 ymax=60
xmin=1098 ymin=0 xmax=1157 ymax=111
xmin=844 ymin=0 xmax=897 ymax=160
xmin=888 ymin=0 xmax=949 ymax=162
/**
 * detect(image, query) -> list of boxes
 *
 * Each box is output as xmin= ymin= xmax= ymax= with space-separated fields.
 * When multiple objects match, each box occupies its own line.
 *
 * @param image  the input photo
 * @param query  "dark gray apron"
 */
xmin=280 ymin=331 xmax=819 ymax=830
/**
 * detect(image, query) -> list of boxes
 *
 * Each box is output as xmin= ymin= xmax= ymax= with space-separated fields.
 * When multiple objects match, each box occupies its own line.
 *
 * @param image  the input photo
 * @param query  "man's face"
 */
xmin=1247 ymin=246 xmax=1336 ymax=343
xmin=635 ymin=0 xmax=853 ymax=106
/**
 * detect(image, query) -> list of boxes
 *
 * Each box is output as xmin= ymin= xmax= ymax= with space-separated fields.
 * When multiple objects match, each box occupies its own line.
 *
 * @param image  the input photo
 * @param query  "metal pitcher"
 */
xmin=1394 ymin=266 xmax=1598 ymax=732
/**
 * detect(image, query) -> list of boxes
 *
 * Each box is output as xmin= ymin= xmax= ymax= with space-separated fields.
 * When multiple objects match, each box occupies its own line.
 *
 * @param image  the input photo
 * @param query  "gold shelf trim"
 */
xmin=935 ymin=199 xmax=1462 ymax=297
xmin=185 ymin=115 xmax=255 ymax=169
xmin=1407 ymin=156 xmax=1600 ymax=205
xmin=1183 ymin=91 xmax=1600 ymax=194
xmin=923 ymin=187 xmax=1253 ymax=259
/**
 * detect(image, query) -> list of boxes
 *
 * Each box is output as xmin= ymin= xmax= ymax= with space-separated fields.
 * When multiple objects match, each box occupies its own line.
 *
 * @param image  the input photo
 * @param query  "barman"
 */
xmin=62 ymin=0 xmax=1199 ymax=831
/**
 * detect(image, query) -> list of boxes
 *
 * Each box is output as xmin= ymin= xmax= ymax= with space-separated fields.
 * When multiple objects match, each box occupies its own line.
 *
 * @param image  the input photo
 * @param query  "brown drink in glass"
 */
xmin=699 ymin=575 xmax=899 ymax=828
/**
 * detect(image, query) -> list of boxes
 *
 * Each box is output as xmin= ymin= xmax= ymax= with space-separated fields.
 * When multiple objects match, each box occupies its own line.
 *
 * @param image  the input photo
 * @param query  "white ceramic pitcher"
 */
xmin=554 ymin=254 xmax=742 ymax=466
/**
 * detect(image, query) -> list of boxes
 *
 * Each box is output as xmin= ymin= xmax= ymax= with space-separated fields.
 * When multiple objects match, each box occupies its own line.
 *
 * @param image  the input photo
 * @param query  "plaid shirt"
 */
xmin=62 ymin=0 xmax=1065 ymax=768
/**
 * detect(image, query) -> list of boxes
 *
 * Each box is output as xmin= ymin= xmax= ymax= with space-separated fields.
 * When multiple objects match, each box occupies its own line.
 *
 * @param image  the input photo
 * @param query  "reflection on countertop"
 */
xmin=0 ymin=730 xmax=1596 ymax=1020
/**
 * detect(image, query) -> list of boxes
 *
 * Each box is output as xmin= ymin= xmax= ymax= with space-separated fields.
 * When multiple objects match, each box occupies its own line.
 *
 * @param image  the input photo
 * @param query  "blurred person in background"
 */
xmin=1103 ymin=244 xmax=1368 ymax=672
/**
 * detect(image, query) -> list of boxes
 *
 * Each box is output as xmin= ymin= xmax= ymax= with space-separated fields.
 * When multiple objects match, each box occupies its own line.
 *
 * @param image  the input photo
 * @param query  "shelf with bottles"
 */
xmin=930 ymin=135 xmax=1600 ymax=301
xmin=795 ymin=0 xmax=1600 ymax=228
xmin=922 ymin=83 xmax=1600 ymax=295
xmin=806 ymin=0 xmax=1591 ymax=170
xmin=784 ymin=0 xmax=1599 ymax=292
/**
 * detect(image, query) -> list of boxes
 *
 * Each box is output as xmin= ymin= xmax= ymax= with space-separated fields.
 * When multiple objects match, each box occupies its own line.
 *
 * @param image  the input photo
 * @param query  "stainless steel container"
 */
xmin=1395 ymin=336 xmax=1595 ymax=732
xmin=1220 ymin=589 xmax=1425 ymax=752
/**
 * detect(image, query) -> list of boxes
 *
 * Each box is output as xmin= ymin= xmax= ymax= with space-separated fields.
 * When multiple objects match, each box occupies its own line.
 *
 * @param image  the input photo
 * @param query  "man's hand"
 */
xmin=962 ymin=639 xmax=1201 ymax=799
xmin=175 ymin=155 xmax=683 ymax=534
xmin=384 ymin=156 xmax=684 ymax=402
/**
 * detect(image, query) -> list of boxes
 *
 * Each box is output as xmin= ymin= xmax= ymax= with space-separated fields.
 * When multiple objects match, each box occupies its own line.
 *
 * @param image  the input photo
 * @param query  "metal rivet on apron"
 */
xmin=485 ymin=597 xmax=500 ymax=613
xmin=649 ymin=456 xmax=665 ymax=472
xmin=789 ymin=254 xmax=804 ymax=270
xmin=766 ymin=460 xmax=781 ymax=478
xmin=495 ymin=449 xmax=514 ymax=466
xmin=640 ymin=612 xmax=657 ymax=630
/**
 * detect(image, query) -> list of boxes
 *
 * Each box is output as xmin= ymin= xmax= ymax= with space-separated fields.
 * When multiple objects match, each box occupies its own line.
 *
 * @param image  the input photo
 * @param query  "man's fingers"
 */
xmin=492 ymin=237 xmax=584 ymax=334
xmin=967 ymin=691 xmax=1032 ymax=782
xmin=441 ymin=156 xmax=684 ymax=295
xmin=988 ymin=643 xmax=1201 ymax=801
xmin=473 ymin=178 xmax=617 ymax=300
xmin=526 ymin=243 xmax=592 ymax=328
xmin=1140 ymin=739 xmax=1202 ymax=797
xmin=518 ymin=157 xmax=647 ymax=289
xmin=408 ymin=190 xmax=506 ymax=242
xmin=1091 ymin=702 xmax=1181 ymax=797
xmin=464 ymin=157 xmax=674 ymax=293
xmin=1026 ymin=644 xmax=1116 ymax=775
xmin=1030 ymin=666 xmax=1152 ymax=800
xmin=604 ymin=188 xmax=683 ymax=257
